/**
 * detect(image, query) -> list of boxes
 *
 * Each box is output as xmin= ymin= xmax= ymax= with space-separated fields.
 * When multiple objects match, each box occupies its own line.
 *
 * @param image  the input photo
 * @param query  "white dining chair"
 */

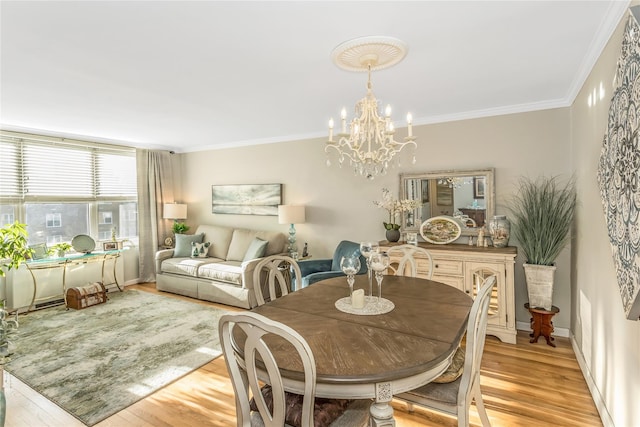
xmin=252 ymin=255 xmax=302 ymax=306
xmin=219 ymin=312 xmax=370 ymax=427
xmin=386 ymin=244 xmax=434 ymax=279
xmin=395 ymin=275 xmax=497 ymax=427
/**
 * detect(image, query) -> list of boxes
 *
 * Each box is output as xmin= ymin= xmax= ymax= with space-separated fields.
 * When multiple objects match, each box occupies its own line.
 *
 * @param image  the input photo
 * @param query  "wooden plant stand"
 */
xmin=525 ymin=303 xmax=560 ymax=347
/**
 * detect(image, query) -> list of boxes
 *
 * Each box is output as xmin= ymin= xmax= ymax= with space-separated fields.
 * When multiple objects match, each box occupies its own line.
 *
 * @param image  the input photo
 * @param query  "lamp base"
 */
xmin=287 ymin=224 xmax=298 ymax=259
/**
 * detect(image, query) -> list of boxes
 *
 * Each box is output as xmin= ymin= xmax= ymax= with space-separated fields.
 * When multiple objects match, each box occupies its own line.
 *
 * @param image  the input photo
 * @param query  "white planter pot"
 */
xmin=524 ymin=263 xmax=556 ymax=311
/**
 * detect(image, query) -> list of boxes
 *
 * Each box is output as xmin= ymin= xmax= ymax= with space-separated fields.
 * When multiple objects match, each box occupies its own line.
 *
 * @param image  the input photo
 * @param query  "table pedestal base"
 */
xmin=525 ymin=303 xmax=559 ymax=347
xmin=369 ymin=402 xmax=395 ymax=427
xmin=370 ymin=382 xmax=395 ymax=426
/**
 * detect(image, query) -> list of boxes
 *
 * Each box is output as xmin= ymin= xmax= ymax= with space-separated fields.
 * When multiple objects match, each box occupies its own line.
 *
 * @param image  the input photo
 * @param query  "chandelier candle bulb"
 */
xmin=341 ymin=108 xmax=347 ymax=133
xmin=407 ymin=113 xmax=413 ymax=137
xmin=329 ymin=118 xmax=334 ymax=141
xmin=385 ymin=104 xmax=392 ymax=117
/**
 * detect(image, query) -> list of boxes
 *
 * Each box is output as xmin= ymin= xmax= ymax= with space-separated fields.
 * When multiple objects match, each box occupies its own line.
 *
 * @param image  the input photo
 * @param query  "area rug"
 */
xmin=4 ymin=289 xmax=230 ymax=426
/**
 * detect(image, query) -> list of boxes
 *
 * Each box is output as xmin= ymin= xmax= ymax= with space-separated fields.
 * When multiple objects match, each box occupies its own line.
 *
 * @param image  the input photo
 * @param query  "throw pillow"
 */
xmin=432 ymin=345 xmax=465 ymax=383
xmin=174 ymin=233 xmax=204 ymax=257
xmin=243 ymin=237 xmax=269 ymax=262
xmin=249 ymin=385 xmax=352 ymax=427
xmin=191 ymin=241 xmax=211 ymax=258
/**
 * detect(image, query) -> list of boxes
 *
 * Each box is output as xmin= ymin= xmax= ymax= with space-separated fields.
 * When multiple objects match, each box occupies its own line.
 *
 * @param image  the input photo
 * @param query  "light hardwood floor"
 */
xmin=5 ymin=283 xmax=602 ymax=427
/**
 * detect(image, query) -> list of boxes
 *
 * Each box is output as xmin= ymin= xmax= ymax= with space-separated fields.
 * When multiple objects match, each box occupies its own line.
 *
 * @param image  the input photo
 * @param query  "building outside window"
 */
xmin=100 ymin=211 xmax=113 ymax=225
xmin=45 ymin=213 xmax=62 ymax=228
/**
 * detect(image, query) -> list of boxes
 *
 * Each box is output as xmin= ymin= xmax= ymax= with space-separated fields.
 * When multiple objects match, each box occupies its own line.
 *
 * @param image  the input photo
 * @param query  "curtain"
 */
xmin=136 ymin=149 xmax=175 ymax=282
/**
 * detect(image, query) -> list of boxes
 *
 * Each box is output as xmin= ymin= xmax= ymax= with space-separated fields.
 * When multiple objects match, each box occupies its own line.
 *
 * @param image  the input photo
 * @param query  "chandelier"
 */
xmin=325 ymin=36 xmax=417 ymax=180
xmin=437 ymin=177 xmax=473 ymax=189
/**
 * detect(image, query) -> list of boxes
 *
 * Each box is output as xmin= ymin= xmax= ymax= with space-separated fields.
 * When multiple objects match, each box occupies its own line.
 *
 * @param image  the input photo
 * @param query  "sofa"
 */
xmin=155 ymin=224 xmax=287 ymax=309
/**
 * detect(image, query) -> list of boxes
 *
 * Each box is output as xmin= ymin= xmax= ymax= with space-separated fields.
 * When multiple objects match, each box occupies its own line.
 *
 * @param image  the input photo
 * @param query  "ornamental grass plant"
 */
xmin=509 ymin=176 xmax=577 ymax=266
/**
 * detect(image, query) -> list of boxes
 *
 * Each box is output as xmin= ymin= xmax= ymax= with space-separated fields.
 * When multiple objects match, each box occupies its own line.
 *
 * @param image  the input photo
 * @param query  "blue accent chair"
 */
xmin=297 ymin=240 xmax=367 ymax=288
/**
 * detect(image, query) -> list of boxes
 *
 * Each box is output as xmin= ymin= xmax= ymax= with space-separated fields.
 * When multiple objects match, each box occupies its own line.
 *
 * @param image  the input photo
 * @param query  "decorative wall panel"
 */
xmin=597 ymin=6 xmax=640 ymax=320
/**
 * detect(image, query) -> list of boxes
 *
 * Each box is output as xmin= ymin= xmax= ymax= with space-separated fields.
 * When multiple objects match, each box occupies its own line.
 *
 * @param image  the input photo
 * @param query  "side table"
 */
xmin=525 ymin=303 xmax=559 ymax=347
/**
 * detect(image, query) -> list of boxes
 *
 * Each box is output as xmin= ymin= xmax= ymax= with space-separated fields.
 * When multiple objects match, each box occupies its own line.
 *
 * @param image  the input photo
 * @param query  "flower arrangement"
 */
xmin=374 ymin=188 xmax=421 ymax=230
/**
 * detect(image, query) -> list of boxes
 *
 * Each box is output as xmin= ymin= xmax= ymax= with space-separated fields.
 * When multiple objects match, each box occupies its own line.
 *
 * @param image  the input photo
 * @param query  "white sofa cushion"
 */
xmin=196 ymin=225 xmax=234 ymax=259
xmin=198 ymin=261 xmax=243 ymax=285
xmin=161 ymin=257 xmax=221 ymax=277
xmin=227 ymin=228 xmax=287 ymax=261
xmin=227 ymin=229 xmax=260 ymax=262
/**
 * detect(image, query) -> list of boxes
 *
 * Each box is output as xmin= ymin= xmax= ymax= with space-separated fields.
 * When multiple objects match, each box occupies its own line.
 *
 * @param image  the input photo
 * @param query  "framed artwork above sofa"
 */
xmin=211 ymin=184 xmax=282 ymax=216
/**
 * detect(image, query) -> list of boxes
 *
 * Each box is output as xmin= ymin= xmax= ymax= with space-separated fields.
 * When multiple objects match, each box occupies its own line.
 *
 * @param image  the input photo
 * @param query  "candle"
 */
xmin=385 ymin=104 xmax=392 ymax=117
xmin=328 ymin=118 xmax=334 ymax=141
xmin=407 ymin=113 xmax=413 ymax=137
xmin=341 ymin=108 xmax=347 ymax=133
xmin=352 ymin=289 xmax=365 ymax=309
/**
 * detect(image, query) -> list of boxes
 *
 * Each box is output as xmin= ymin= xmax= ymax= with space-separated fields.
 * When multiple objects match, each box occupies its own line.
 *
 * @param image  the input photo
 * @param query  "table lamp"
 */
xmin=163 ymin=203 xmax=188 ymax=245
xmin=163 ymin=203 xmax=187 ymax=221
xmin=278 ymin=205 xmax=305 ymax=258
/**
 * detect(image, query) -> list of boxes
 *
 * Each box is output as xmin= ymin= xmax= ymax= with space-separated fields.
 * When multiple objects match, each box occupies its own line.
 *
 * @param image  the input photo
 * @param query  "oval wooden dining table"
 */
xmin=249 ymin=274 xmax=473 ymax=426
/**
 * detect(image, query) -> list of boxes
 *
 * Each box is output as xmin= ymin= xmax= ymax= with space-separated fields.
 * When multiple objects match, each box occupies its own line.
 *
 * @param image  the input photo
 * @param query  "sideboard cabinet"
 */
xmin=380 ymin=242 xmax=517 ymax=344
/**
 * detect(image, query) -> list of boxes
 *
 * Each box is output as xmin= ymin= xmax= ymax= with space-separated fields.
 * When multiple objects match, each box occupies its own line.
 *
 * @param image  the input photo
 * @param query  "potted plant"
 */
xmin=1 ymin=221 xmax=32 ymax=279
xmin=508 ymin=176 xmax=577 ymax=310
xmin=374 ymin=188 xmax=421 ymax=242
xmin=49 ymin=242 xmax=72 ymax=258
xmin=172 ymin=222 xmax=190 ymax=235
xmin=0 ymin=221 xmax=32 ymax=425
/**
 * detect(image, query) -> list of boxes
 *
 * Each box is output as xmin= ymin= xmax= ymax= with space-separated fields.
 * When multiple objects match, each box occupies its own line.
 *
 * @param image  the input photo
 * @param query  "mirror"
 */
xmin=400 ymin=168 xmax=495 ymax=237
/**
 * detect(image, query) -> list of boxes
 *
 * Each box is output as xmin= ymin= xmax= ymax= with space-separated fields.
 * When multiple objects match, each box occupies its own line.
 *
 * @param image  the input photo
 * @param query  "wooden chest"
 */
xmin=66 ymin=282 xmax=107 ymax=310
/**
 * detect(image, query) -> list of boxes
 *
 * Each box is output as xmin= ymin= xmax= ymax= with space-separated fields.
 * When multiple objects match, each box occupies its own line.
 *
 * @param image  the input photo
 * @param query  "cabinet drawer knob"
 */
xmin=435 ymin=264 xmax=439 ymax=268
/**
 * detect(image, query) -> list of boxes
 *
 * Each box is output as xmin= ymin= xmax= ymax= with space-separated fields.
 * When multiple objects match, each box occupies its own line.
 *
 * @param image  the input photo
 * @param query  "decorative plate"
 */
xmin=420 ymin=216 xmax=462 ymax=245
xmin=72 ymin=234 xmax=96 ymax=253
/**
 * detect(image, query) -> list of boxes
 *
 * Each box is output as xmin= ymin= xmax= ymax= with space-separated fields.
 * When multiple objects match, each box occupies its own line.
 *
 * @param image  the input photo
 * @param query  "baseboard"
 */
xmin=124 ymin=278 xmax=141 ymax=286
xmin=516 ymin=321 xmax=569 ymax=338
xmin=570 ymin=333 xmax=614 ymax=427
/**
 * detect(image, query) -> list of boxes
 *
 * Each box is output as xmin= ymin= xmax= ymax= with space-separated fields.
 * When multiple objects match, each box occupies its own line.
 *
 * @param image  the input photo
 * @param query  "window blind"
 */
xmin=0 ymin=132 xmax=137 ymax=200
xmin=0 ymin=138 xmax=21 ymax=198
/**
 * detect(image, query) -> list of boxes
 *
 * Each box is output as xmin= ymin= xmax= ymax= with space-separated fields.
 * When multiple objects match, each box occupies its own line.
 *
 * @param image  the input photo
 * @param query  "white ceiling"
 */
xmin=0 ymin=1 xmax=630 ymax=153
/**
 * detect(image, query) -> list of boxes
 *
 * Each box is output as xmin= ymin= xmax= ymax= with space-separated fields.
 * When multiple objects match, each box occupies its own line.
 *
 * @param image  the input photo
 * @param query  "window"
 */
xmin=1 ymin=205 xmax=15 ymax=225
xmin=1 ymin=131 xmax=138 ymax=245
xmin=100 ymin=211 xmax=113 ymax=225
xmin=46 ymin=213 xmax=62 ymax=228
xmin=46 ymin=235 xmax=63 ymax=245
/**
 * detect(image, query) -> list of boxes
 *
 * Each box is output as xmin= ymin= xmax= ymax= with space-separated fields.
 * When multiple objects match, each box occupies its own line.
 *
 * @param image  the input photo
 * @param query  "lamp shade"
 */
xmin=278 ymin=205 xmax=305 ymax=224
xmin=163 ymin=203 xmax=187 ymax=220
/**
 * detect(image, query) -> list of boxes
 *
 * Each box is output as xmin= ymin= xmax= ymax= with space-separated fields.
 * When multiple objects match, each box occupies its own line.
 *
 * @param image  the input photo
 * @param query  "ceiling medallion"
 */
xmin=326 ymin=36 xmax=417 ymax=180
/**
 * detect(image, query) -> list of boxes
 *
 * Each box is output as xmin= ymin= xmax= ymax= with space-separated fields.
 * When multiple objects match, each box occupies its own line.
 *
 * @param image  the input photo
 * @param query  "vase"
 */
xmin=524 ymin=263 xmax=556 ymax=310
xmin=488 ymin=215 xmax=511 ymax=248
xmin=386 ymin=229 xmax=401 ymax=243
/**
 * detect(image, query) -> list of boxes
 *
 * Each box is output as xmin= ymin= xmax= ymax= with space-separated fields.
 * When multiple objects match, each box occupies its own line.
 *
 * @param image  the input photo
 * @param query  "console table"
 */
xmin=20 ymin=251 xmax=123 ymax=311
xmin=380 ymin=241 xmax=517 ymax=344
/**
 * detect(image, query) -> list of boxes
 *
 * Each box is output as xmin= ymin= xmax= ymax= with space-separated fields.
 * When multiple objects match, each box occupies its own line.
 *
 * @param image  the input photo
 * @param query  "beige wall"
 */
xmin=182 ymin=107 xmax=572 ymax=328
xmin=571 ymin=6 xmax=640 ymax=426
xmin=182 ymin=14 xmax=640 ymax=421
